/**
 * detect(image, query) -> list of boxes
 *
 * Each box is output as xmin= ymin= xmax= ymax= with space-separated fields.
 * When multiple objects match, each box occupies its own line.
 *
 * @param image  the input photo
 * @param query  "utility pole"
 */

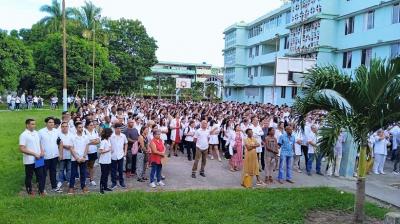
xmin=91 ymin=17 xmax=97 ymax=101
xmin=62 ymin=0 xmax=67 ymax=111
xmin=158 ymin=74 xmax=161 ymax=100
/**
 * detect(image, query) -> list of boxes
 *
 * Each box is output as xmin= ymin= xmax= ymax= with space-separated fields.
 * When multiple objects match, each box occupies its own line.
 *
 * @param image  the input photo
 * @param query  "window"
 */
xmin=364 ymin=11 xmax=374 ymax=30
xmin=281 ymin=86 xmax=286 ymax=98
xmin=255 ymin=45 xmax=259 ymax=56
xmin=248 ymin=67 xmax=252 ymax=77
xmin=343 ymin=51 xmax=352 ymax=68
xmin=288 ymin=71 xmax=294 ymax=81
xmin=249 ymin=47 xmax=253 ymax=58
xmin=284 ymin=36 xmax=289 ymax=49
xmin=391 ymin=43 xmax=400 ymax=58
xmin=286 ymin=11 xmax=291 ymax=24
xmin=292 ymin=87 xmax=298 ymax=99
xmin=361 ymin=48 xmax=372 ymax=67
xmin=393 ymin=3 xmax=400 ymax=24
xmin=345 ymin=16 xmax=354 ymax=35
xmin=254 ymin=66 xmax=258 ymax=77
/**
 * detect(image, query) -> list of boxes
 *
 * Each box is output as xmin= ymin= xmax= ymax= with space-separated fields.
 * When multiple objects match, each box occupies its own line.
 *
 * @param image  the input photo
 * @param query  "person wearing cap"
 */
xmin=110 ymin=123 xmax=128 ymax=188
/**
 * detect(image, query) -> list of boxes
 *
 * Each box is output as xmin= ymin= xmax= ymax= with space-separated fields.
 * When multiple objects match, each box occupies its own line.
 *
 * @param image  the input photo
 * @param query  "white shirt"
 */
xmin=71 ymin=134 xmax=89 ymax=162
xmin=194 ymin=128 xmax=210 ymax=150
xmin=110 ymin=133 xmax=128 ymax=160
xmin=294 ymin=131 xmax=302 ymax=156
xmin=85 ymin=129 xmax=99 ymax=154
xmin=390 ymin=126 xmax=400 ymax=149
xmin=184 ymin=126 xmax=195 ymax=142
xmin=99 ymin=139 xmax=112 ymax=164
xmin=19 ymin=129 xmax=41 ymax=165
xmin=250 ymin=124 xmax=263 ymax=153
xmin=39 ymin=128 xmax=59 ymax=159
xmin=373 ymin=136 xmax=388 ymax=155
xmin=59 ymin=132 xmax=74 ymax=160
xmin=307 ymin=132 xmax=317 ymax=154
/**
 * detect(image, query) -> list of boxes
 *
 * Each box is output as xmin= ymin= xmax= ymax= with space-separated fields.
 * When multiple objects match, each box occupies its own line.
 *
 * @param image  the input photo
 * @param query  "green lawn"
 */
xmin=0 ymin=110 xmax=389 ymax=224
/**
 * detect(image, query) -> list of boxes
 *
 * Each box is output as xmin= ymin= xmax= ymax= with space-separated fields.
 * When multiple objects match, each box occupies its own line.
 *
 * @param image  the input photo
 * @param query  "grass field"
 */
xmin=0 ymin=110 xmax=389 ymax=223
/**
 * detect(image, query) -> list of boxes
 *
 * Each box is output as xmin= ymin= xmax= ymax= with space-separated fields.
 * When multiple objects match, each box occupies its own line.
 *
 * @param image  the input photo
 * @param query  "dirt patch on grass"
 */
xmin=305 ymin=211 xmax=383 ymax=224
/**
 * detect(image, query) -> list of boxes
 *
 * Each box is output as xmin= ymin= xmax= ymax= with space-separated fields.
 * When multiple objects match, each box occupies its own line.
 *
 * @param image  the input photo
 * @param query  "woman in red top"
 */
xmin=149 ymin=130 xmax=166 ymax=188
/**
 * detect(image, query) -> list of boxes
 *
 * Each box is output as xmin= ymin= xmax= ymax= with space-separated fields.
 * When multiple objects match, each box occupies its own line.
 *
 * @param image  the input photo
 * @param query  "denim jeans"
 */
xmin=316 ymin=153 xmax=325 ymax=173
xmin=111 ymin=158 xmax=124 ymax=185
xmin=306 ymin=153 xmax=315 ymax=173
xmin=58 ymin=159 xmax=71 ymax=183
xmin=278 ymin=155 xmax=293 ymax=181
xmin=150 ymin=163 xmax=162 ymax=183
xmin=44 ymin=157 xmax=59 ymax=189
xmin=70 ymin=161 xmax=87 ymax=189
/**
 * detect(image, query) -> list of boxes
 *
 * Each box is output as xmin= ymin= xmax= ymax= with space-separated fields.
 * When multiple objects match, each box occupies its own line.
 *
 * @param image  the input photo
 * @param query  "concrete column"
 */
xmin=339 ymin=131 xmax=357 ymax=178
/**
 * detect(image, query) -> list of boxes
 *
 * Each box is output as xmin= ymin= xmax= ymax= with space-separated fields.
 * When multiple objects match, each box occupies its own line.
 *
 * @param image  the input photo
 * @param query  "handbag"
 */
xmin=131 ymin=141 xmax=139 ymax=155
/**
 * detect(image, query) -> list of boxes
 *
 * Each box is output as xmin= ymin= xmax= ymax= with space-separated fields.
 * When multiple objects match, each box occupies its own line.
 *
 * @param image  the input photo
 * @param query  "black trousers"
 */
xmin=100 ymin=163 xmax=111 ymax=189
xmin=186 ymin=141 xmax=196 ymax=160
xmin=125 ymin=149 xmax=137 ymax=173
xmin=301 ymin=145 xmax=309 ymax=168
xmin=44 ymin=157 xmax=58 ymax=189
xmin=260 ymin=148 xmax=265 ymax=170
xmin=25 ymin=164 xmax=45 ymax=194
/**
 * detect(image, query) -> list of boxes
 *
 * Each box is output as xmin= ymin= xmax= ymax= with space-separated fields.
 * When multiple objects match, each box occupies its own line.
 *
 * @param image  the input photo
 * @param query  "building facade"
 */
xmin=223 ymin=0 xmax=400 ymax=105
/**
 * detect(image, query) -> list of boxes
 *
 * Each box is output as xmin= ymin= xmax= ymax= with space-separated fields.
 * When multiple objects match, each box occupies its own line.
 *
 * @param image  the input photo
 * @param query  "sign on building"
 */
xmin=176 ymin=78 xmax=192 ymax=89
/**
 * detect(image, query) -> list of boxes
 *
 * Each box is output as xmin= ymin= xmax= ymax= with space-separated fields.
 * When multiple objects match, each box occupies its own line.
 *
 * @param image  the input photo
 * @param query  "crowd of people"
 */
xmin=18 ymin=96 xmax=400 ymax=196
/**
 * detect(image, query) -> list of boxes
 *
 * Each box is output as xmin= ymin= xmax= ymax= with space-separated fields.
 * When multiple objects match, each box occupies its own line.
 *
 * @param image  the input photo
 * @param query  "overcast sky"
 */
xmin=0 ymin=0 xmax=283 ymax=66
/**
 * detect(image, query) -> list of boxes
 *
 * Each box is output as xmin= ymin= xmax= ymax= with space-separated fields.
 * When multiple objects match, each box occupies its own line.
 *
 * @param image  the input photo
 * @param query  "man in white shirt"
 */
xmin=192 ymin=120 xmax=210 ymax=178
xmin=57 ymin=121 xmax=73 ymax=188
xmin=39 ymin=117 xmax=62 ymax=192
xmin=69 ymin=122 xmax=90 ymax=194
xmin=19 ymin=119 xmax=45 ymax=196
xmin=6 ymin=93 xmax=12 ymax=110
xmin=306 ymin=125 xmax=318 ymax=176
xmin=110 ymin=123 xmax=128 ymax=188
xmin=372 ymin=130 xmax=388 ymax=175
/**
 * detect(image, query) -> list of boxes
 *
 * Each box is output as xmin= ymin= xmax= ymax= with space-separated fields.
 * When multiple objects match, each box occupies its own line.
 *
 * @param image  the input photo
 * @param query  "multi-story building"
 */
xmin=148 ymin=61 xmax=224 ymax=97
xmin=223 ymin=0 xmax=400 ymax=105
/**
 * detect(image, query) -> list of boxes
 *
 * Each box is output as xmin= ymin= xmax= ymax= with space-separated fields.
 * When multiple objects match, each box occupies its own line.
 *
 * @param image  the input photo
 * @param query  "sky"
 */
xmin=0 ymin=0 xmax=283 ymax=66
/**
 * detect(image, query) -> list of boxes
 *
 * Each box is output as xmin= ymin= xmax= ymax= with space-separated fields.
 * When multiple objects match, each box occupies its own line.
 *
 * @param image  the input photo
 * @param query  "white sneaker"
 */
xmin=150 ymin=182 xmax=156 ymax=188
xmin=373 ymin=171 xmax=379 ymax=175
xmin=380 ymin=171 xmax=386 ymax=175
xmin=157 ymin=181 xmax=165 ymax=186
xmin=90 ymin=181 xmax=96 ymax=186
xmin=393 ymin=171 xmax=400 ymax=175
xmin=57 ymin=182 xmax=63 ymax=188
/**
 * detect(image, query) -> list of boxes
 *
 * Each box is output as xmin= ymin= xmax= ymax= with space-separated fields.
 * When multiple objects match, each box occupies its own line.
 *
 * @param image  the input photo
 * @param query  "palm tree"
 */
xmin=294 ymin=58 xmax=400 ymax=223
xmin=39 ymin=0 xmax=73 ymax=33
xmin=72 ymin=1 xmax=102 ymax=39
xmin=206 ymin=82 xmax=218 ymax=102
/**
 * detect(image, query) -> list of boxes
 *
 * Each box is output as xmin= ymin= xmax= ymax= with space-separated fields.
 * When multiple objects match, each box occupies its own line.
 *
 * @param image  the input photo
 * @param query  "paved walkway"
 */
xmin=34 ymin=154 xmax=400 ymax=207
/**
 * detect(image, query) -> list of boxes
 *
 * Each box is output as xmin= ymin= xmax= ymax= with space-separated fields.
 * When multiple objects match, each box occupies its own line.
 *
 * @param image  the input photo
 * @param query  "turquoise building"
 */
xmin=223 ymin=0 xmax=400 ymax=105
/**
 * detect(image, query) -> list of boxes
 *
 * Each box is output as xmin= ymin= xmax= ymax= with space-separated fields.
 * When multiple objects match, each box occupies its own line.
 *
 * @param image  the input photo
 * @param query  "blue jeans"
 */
xmin=307 ymin=153 xmax=315 ymax=173
xmin=278 ymin=155 xmax=293 ymax=181
xmin=150 ymin=163 xmax=162 ymax=183
xmin=316 ymin=153 xmax=324 ymax=173
xmin=70 ymin=161 xmax=87 ymax=189
xmin=111 ymin=158 xmax=124 ymax=186
xmin=58 ymin=159 xmax=71 ymax=183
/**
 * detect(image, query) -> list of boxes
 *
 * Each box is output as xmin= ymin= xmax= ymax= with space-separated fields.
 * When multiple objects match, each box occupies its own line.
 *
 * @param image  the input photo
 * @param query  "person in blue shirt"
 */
xmin=277 ymin=125 xmax=295 ymax=184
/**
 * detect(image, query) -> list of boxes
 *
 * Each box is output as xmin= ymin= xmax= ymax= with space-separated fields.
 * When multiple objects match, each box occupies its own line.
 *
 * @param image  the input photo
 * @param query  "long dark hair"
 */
xmin=101 ymin=128 xmax=113 ymax=140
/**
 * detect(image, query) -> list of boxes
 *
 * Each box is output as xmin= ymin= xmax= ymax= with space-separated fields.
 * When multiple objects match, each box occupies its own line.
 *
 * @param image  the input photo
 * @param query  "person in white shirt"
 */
xmin=110 ymin=123 xmax=128 ymax=189
xmin=68 ymin=122 xmax=89 ymax=194
xmin=250 ymin=117 xmax=264 ymax=169
xmin=39 ymin=117 xmax=62 ymax=192
xmin=99 ymin=128 xmax=113 ymax=194
xmin=19 ymin=119 xmax=45 ymax=196
xmin=57 ymin=122 xmax=73 ymax=189
xmin=6 ymin=93 xmax=12 ymax=110
xmin=184 ymin=120 xmax=196 ymax=161
xmin=169 ymin=113 xmax=182 ymax=157
xmin=372 ymin=130 xmax=389 ymax=175
xmin=84 ymin=120 xmax=100 ymax=186
xmin=208 ymin=120 xmax=221 ymax=161
xmin=327 ymin=129 xmax=346 ymax=177
xmin=306 ymin=125 xmax=318 ymax=176
xmin=192 ymin=120 xmax=210 ymax=178
xmin=293 ymin=127 xmax=303 ymax=173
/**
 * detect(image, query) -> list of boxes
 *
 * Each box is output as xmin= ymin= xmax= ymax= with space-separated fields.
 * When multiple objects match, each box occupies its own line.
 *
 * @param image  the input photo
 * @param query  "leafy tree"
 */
xmin=105 ymin=18 xmax=158 ymax=92
xmin=0 ymin=33 xmax=34 ymax=93
xmin=205 ymin=82 xmax=218 ymax=102
xmin=294 ymin=58 xmax=400 ymax=223
xmin=31 ymin=33 xmax=119 ymax=95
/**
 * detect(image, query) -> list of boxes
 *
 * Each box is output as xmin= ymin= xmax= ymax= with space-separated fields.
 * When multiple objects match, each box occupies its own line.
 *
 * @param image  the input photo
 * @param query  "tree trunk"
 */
xmin=354 ymin=145 xmax=367 ymax=223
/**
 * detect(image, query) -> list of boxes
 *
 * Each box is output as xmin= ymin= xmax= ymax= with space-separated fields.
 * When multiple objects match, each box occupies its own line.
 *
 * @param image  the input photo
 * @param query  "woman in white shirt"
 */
xmin=99 ymin=128 xmax=113 ymax=194
xmin=208 ymin=120 xmax=221 ymax=161
xmin=372 ymin=130 xmax=389 ymax=175
xmin=84 ymin=120 xmax=100 ymax=186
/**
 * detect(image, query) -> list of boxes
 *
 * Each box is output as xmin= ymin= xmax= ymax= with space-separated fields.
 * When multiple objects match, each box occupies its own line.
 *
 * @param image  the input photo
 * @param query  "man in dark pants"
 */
xmin=19 ymin=119 xmax=46 ymax=196
xmin=39 ymin=117 xmax=62 ymax=193
xmin=110 ymin=123 xmax=128 ymax=189
xmin=125 ymin=119 xmax=139 ymax=176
